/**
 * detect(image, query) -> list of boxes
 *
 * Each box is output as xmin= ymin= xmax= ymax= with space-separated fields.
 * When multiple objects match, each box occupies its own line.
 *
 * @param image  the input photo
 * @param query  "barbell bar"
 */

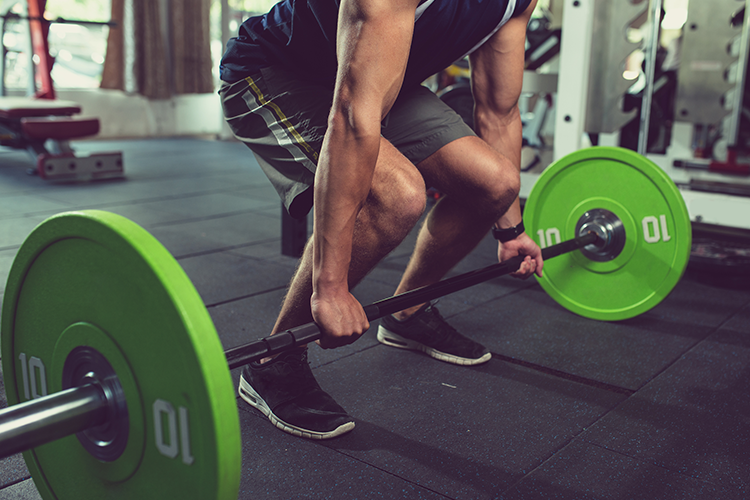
xmin=0 ymin=231 xmax=600 ymax=461
xmin=0 ymin=384 xmax=109 ymax=458
xmin=0 ymin=146 xmax=692 ymax=499
xmin=224 ymin=231 xmax=599 ymax=369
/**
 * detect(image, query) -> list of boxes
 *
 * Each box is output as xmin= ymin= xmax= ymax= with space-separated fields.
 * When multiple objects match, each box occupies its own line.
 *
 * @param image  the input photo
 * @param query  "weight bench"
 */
xmin=0 ymin=97 xmax=123 ymax=180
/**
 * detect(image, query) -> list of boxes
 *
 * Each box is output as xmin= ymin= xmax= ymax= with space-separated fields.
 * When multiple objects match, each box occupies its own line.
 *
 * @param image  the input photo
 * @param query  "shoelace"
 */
xmin=422 ymin=306 xmax=463 ymax=343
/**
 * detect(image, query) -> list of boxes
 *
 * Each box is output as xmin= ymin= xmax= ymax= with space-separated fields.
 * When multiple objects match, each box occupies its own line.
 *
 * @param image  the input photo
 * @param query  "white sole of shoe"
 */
xmin=238 ymin=375 xmax=355 ymax=440
xmin=376 ymin=326 xmax=491 ymax=366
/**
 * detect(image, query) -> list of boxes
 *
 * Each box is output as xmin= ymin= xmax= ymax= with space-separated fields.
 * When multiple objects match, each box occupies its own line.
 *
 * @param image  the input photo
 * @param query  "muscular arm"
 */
xmin=469 ymin=0 xmax=542 ymax=277
xmin=312 ymin=0 xmax=421 ymax=346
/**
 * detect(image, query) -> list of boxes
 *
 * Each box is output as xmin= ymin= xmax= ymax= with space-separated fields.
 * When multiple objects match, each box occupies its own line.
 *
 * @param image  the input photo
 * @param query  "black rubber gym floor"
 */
xmin=0 ymin=138 xmax=748 ymax=499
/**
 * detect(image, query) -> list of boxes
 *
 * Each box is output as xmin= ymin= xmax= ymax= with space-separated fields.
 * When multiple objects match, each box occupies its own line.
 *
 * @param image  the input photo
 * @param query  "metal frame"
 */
xmin=552 ymin=0 xmax=594 ymax=160
xmin=637 ymin=0 xmax=663 ymax=155
xmin=543 ymin=0 xmax=750 ymax=232
xmin=728 ymin=0 xmax=750 ymax=147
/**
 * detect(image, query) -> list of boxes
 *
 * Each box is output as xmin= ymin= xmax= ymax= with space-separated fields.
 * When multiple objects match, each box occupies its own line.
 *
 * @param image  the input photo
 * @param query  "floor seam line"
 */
xmin=147 ymin=207 xmax=277 ymax=229
xmin=173 ymin=238 xmax=279 ymax=259
xmin=489 ymin=352 xmax=635 ymax=396
xmin=630 ymin=318 xmax=734 ymax=392
xmin=320 ymin=447 xmax=457 ymax=500
xmin=310 ymin=344 xmax=381 ymax=370
xmin=0 ymin=184 xmax=273 ymax=222
xmin=584 ymin=440 xmax=730 ymax=488
xmin=499 ymin=437 xmax=581 ymax=495
xmin=205 ymin=285 xmax=288 ymax=308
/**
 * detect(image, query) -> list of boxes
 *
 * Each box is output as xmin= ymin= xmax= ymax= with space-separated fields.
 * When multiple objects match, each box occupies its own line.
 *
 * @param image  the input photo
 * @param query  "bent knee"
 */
xmin=370 ymin=165 xmax=426 ymax=230
xmin=472 ymin=163 xmax=520 ymax=219
xmin=377 ymin=168 xmax=426 ymax=222
xmin=493 ymin=168 xmax=521 ymax=211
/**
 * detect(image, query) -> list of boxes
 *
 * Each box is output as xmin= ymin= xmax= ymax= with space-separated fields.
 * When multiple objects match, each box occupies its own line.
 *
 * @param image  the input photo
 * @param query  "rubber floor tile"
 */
xmin=26 ymin=180 xmax=152 ymax=208
xmin=101 ymin=191 xmax=271 ymax=229
xmin=0 ymin=479 xmax=42 ymax=500
xmin=141 ymin=190 xmax=272 ymax=219
xmin=209 ymin=288 xmax=289 ymax=351
xmin=226 ymin=239 xmax=304 ymax=262
xmin=236 ymin=407 xmax=446 ymax=499
xmin=0 ymin=194 xmax=71 ymax=219
xmin=312 ymin=347 xmax=626 ymax=500
xmin=501 ymin=439 xmax=735 ymax=500
xmin=0 ymin=155 xmax=36 ymax=192
xmin=146 ymin=211 xmax=280 ymax=258
xmin=620 ymin=273 xmax=750 ymax=329
xmin=453 ymin=287 xmax=710 ymax=391
xmin=178 ymin=250 xmax=296 ymax=307
xmin=225 ymin=184 xmax=283 ymax=204
xmin=0 ymin=217 xmax=48 ymax=250
xmin=0 ymin=251 xmax=18 ymax=295
xmin=721 ymin=303 xmax=750 ymax=334
xmin=581 ymin=328 xmax=750 ymax=495
xmin=0 ymin=455 xmax=29 ymax=492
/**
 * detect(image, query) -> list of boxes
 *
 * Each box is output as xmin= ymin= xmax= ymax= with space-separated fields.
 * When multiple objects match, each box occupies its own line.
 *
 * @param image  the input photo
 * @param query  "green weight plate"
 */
xmin=0 ymin=210 xmax=241 ymax=500
xmin=524 ymin=147 xmax=692 ymax=321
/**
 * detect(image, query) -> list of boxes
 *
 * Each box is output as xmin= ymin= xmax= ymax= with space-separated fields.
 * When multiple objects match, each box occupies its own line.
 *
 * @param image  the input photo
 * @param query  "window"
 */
xmin=1 ymin=0 xmax=112 ymax=91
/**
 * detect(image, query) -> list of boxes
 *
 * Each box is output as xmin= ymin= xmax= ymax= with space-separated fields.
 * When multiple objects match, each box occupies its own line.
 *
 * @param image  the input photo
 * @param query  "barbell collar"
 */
xmin=0 ymin=383 xmax=109 ymax=460
xmin=225 ymin=232 xmax=600 ymax=369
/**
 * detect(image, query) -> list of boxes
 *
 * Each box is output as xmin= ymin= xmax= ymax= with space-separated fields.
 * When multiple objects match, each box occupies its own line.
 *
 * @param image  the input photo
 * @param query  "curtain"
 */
xmin=100 ymin=0 xmax=213 ymax=97
xmin=100 ymin=0 xmax=124 ymax=90
xmin=171 ymin=0 xmax=214 ymax=94
xmin=133 ymin=0 xmax=170 ymax=98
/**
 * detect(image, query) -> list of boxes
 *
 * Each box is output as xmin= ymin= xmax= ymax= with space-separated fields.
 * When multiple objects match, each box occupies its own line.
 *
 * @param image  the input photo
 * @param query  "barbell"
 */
xmin=0 ymin=147 xmax=691 ymax=499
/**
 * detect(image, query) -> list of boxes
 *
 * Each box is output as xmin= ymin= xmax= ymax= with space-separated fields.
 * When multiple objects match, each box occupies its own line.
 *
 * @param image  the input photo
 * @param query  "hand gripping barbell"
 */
xmin=0 ymin=147 xmax=691 ymax=499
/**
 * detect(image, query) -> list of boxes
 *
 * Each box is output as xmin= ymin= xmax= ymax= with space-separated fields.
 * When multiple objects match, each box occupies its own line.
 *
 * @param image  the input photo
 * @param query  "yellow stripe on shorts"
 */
xmin=245 ymin=76 xmax=319 ymax=161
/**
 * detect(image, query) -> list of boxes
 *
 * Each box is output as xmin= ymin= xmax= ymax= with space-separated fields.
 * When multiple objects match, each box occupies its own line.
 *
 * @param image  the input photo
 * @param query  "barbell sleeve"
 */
xmin=225 ymin=232 xmax=600 ymax=369
xmin=0 ymin=384 xmax=109 ymax=460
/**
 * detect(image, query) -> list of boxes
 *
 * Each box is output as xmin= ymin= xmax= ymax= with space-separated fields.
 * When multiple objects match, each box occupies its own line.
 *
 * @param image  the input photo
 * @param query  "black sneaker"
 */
xmin=238 ymin=347 xmax=355 ymax=439
xmin=377 ymin=303 xmax=491 ymax=366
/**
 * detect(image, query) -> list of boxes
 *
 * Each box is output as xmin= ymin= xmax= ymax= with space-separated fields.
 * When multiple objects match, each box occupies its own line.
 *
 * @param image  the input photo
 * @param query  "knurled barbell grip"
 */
xmin=0 ymin=383 xmax=109 ymax=460
xmin=225 ymin=232 xmax=600 ymax=369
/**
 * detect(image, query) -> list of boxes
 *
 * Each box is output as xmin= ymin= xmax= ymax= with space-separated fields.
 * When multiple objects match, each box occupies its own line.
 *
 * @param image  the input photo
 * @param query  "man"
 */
xmin=220 ymin=0 xmax=543 ymax=440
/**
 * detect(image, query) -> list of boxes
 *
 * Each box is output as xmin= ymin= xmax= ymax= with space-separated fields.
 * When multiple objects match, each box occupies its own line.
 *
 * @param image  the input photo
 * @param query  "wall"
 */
xmin=55 ymin=89 xmax=224 ymax=139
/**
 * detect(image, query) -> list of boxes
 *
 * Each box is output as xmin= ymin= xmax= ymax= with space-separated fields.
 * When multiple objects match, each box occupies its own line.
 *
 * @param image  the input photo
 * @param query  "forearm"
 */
xmin=474 ymin=105 xmax=524 ymax=230
xmin=312 ymin=0 xmax=418 ymax=297
xmin=469 ymin=0 xmax=536 ymax=232
xmin=312 ymin=118 xmax=380 ymax=294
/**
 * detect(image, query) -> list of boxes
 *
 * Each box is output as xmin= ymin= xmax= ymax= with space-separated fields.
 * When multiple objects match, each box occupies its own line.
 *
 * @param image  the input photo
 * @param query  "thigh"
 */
xmin=385 ymin=87 xmax=512 ymax=206
xmin=369 ymin=138 xmax=427 ymax=211
xmin=220 ymin=66 xmax=331 ymax=219
xmin=416 ymin=134 xmax=516 ymax=207
xmin=382 ymin=85 xmax=476 ymax=165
